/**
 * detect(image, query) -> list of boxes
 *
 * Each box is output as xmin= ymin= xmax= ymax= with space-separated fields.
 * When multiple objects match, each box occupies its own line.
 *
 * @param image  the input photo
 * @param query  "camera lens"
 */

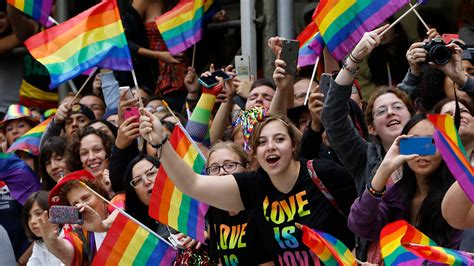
xmin=430 ymin=45 xmax=451 ymax=65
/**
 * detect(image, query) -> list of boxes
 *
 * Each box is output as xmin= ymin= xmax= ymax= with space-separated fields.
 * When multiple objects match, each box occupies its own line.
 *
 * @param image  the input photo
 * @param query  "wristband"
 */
xmin=367 ymin=183 xmax=385 ymax=198
xmin=343 ymin=60 xmax=359 ymax=75
xmin=349 ymin=53 xmax=362 ymax=64
xmin=151 ymin=134 xmax=169 ymax=149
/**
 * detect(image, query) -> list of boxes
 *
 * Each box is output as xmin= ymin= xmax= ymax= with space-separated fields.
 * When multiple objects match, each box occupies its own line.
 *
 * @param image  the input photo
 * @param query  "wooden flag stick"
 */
xmin=409 ymin=3 xmax=430 ymax=31
xmin=380 ymin=2 xmax=421 ymax=37
xmin=69 ymin=67 xmax=97 ymax=105
xmin=191 ymin=44 xmax=197 ymax=69
xmin=131 ymin=69 xmax=144 ymax=108
xmin=80 ymin=181 xmax=177 ymax=249
xmin=48 ymin=16 xmax=59 ymax=25
xmin=304 ymin=56 xmax=320 ymax=106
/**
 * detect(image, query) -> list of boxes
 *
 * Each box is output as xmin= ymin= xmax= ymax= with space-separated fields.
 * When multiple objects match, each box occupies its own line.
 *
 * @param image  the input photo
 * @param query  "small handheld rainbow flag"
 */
xmin=428 ymin=114 xmax=474 ymax=203
xmin=7 ymin=117 xmax=52 ymax=156
xmin=155 ymin=0 xmax=214 ymax=55
xmin=7 ymin=0 xmax=54 ymax=27
xmin=92 ymin=213 xmax=176 ymax=266
xmin=380 ymin=220 xmax=473 ymax=265
xmin=296 ymin=21 xmax=323 ymax=67
xmin=298 ymin=223 xmax=356 ymax=266
xmin=0 ymin=153 xmax=41 ymax=205
xmin=149 ymin=124 xmax=208 ymax=243
xmin=24 ymin=0 xmax=133 ymax=89
xmin=313 ymin=0 xmax=409 ymax=61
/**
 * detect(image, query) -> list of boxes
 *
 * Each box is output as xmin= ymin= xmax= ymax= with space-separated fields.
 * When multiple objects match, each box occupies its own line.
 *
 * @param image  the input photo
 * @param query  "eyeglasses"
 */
xmin=374 ymin=102 xmax=406 ymax=117
xmin=147 ymin=106 xmax=166 ymax=114
xmin=294 ymin=92 xmax=307 ymax=101
xmin=130 ymin=165 xmax=158 ymax=188
xmin=206 ymin=162 xmax=245 ymax=175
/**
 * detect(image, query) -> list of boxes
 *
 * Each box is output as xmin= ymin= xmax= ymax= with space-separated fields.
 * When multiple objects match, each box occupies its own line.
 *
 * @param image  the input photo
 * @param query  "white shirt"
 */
xmin=27 ymin=241 xmax=64 ymax=266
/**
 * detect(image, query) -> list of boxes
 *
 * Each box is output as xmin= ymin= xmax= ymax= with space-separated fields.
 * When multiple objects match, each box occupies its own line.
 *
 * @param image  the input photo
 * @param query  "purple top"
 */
xmin=348 ymin=182 xmax=462 ymax=249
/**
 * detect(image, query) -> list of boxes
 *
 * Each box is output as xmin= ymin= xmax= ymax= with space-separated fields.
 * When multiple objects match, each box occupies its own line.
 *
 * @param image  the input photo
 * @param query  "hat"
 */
xmin=48 ymin=169 xmax=95 ymax=206
xmin=0 ymin=104 xmax=39 ymax=129
xmin=71 ymin=104 xmax=95 ymax=121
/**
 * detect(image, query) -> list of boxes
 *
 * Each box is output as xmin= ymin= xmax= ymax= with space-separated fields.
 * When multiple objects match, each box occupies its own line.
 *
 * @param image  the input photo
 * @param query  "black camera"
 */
xmin=423 ymin=38 xmax=452 ymax=65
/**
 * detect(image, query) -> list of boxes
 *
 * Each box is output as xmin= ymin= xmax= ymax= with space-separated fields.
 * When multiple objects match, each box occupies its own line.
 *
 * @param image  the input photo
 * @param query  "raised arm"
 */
xmin=442 ymin=181 xmax=474 ymax=229
xmin=39 ymin=212 xmax=74 ymax=266
xmin=139 ymin=108 xmax=245 ymax=212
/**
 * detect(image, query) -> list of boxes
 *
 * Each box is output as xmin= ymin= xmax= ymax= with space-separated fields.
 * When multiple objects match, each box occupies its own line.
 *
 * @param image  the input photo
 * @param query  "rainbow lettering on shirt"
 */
xmin=216 ymin=223 xmax=247 ymax=265
xmin=263 ymin=190 xmax=319 ymax=265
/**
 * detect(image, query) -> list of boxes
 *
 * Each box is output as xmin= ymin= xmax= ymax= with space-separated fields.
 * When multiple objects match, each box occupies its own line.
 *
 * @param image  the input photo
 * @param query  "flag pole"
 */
xmin=386 ymin=62 xmax=392 ymax=86
xmin=304 ymin=56 xmax=319 ymax=106
xmin=131 ymin=69 xmax=144 ymax=108
xmin=162 ymin=100 xmax=207 ymax=162
xmin=409 ymin=3 xmax=430 ymax=31
xmin=191 ymin=44 xmax=197 ymax=69
xmin=69 ymin=67 xmax=97 ymax=105
xmin=295 ymin=223 xmax=366 ymax=264
xmin=379 ymin=2 xmax=421 ymax=37
xmin=79 ymin=181 xmax=177 ymax=250
xmin=48 ymin=16 xmax=59 ymax=26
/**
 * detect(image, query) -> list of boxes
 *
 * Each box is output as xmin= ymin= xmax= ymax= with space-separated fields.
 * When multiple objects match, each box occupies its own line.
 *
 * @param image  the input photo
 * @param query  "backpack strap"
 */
xmin=307 ymin=160 xmax=347 ymax=219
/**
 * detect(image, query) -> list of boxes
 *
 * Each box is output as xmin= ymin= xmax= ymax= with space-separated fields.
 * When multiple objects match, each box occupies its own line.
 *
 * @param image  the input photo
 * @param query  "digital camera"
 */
xmin=423 ymin=38 xmax=452 ymax=65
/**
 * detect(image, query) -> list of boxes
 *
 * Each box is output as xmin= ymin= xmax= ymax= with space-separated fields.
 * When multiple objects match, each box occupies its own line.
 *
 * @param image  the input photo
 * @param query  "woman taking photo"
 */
xmin=139 ymin=109 xmax=356 ymax=265
xmin=348 ymin=114 xmax=462 ymax=263
xmin=40 ymin=170 xmax=116 ymax=266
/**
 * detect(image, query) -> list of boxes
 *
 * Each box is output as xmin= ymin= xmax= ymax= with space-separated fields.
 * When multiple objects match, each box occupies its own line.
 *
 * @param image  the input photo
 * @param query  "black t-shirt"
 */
xmin=234 ymin=159 xmax=356 ymax=265
xmin=208 ymin=207 xmax=275 ymax=265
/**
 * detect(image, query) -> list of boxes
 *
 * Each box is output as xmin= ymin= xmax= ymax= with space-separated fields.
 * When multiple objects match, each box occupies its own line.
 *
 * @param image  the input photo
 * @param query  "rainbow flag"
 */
xmin=0 ymin=153 xmax=41 ymax=205
xmin=92 ymin=213 xmax=176 ymax=266
xmin=155 ymin=0 xmax=214 ymax=55
xmin=380 ymin=220 xmax=473 ymax=265
xmin=7 ymin=117 xmax=52 ymax=156
xmin=149 ymin=124 xmax=208 ymax=243
xmin=313 ymin=0 xmax=409 ymax=61
xmin=300 ymin=224 xmax=356 ymax=266
xmin=24 ymin=0 xmax=133 ymax=89
xmin=428 ymin=114 xmax=474 ymax=203
xmin=7 ymin=0 xmax=54 ymax=27
xmin=297 ymin=21 xmax=324 ymax=67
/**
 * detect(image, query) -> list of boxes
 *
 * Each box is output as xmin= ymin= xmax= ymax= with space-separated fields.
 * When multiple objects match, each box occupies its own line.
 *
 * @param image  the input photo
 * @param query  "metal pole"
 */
xmin=261 ymin=0 xmax=277 ymax=79
xmin=277 ymin=0 xmax=294 ymax=39
xmin=55 ymin=0 xmax=70 ymax=101
xmin=241 ymin=0 xmax=257 ymax=77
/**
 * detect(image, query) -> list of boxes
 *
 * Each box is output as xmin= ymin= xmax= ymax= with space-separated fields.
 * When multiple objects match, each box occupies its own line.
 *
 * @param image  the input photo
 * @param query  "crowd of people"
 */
xmin=1 ymin=0 xmax=474 ymax=265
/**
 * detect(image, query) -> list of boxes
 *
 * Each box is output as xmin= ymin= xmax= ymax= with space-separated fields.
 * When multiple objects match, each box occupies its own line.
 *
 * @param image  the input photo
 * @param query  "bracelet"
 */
xmin=343 ymin=60 xmax=359 ymax=75
xmin=349 ymin=53 xmax=362 ymax=64
xmin=151 ymin=134 xmax=169 ymax=159
xmin=367 ymin=183 xmax=385 ymax=198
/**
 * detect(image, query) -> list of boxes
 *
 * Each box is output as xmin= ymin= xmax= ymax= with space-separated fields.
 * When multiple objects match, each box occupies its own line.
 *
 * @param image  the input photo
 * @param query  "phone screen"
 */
xmin=198 ymin=70 xmax=231 ymax=88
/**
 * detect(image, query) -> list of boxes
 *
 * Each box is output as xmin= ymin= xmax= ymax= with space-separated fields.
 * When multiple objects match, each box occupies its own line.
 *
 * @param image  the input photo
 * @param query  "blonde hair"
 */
xmin=207 ymin=141 xmax=250 ymax=167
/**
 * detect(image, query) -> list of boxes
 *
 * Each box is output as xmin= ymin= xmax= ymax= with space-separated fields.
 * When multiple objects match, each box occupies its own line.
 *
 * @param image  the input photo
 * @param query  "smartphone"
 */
xmin=235 ymin=55 xmax=250 ymax=81
xmin=198 ymin=69 xmax=231 ymax=88
xmin=442 ymin=33 xmax=459 ymax=44
xmin=124 ymin=106 xmax=139 ymax=122
xmin=280 ymin=39 xmax=300 ymax=76
xmin=399 ymin=137 xmax=436 ymax=156
xmin=319 ymin=73 xmax=332 ymax=100
xmin=119 ymin=86 xmax=134 ymax=100
xmin=49 ymin=206 xmax=83 ymax=225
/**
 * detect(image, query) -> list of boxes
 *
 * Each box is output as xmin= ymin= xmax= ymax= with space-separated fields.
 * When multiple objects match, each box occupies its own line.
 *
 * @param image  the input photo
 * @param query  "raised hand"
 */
xmin=55 ymin=102 xmax=72 ymax=123
xmin=351 ymin=24 xmax=390 ymax=61
xmin=139 ymin=107 xmax=165 ymax=146
xmin=308 ymin=85 xmax=324 ymax=132
xmin=116 ymin=116 xmax=141 ymax=149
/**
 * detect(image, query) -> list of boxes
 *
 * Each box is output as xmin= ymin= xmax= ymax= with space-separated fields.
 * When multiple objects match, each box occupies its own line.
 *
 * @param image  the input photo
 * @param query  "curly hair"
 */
xmin=65 ymin=127 xmax=113 ymax=172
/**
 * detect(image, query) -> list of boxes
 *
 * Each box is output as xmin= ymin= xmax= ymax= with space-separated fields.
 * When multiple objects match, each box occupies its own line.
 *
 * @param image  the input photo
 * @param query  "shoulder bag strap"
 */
xmin=307 ymin=160 xmax=347 ymax=219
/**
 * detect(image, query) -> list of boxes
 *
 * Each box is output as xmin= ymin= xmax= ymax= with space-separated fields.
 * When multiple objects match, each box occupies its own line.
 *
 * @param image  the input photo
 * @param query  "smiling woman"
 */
xmin=139 ymin=109 xmax=357 ymax=265
xmin=65 ymin=127 xmax=114 ymax=195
